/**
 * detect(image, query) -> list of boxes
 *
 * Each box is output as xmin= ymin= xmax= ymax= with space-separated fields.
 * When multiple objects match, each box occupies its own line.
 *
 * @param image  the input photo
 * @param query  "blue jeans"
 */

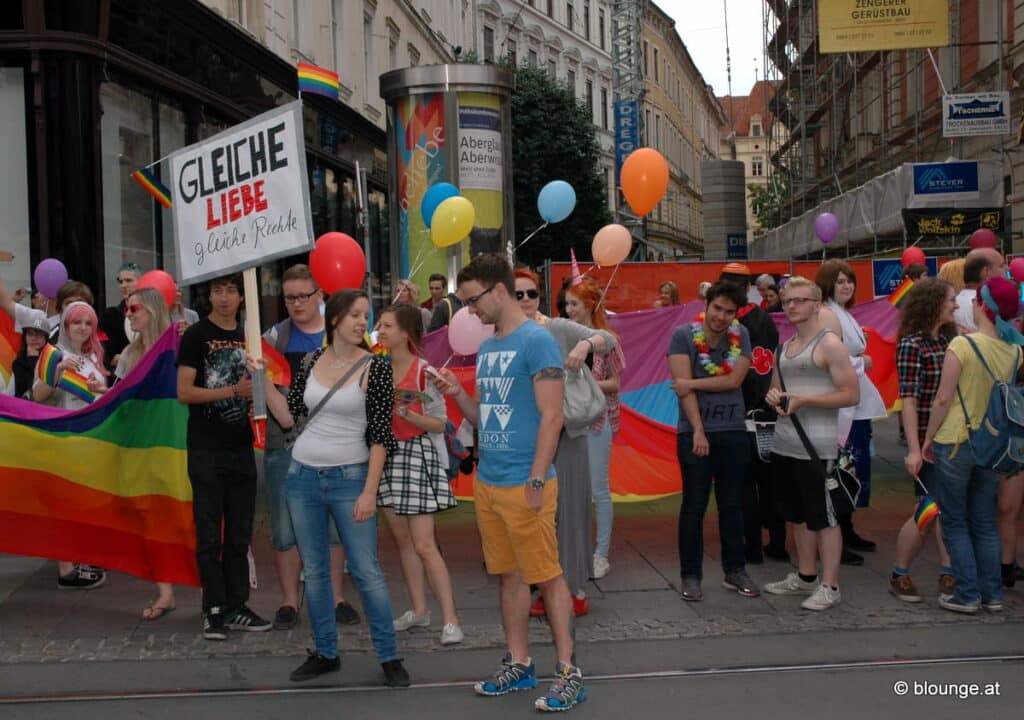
xmin=847 ymin=419 xmax=872 ymax=507
xmin=286 ymin=459 xmax=397 ymax=662
xmin=264 ymin=448 xmax=339 ymax=551
xmin=931 ymin=442 xmax=1002 ymax=605
xmin=587 ymin=422 xmax=614 ymax=559
xmin=677 ymin=430 xmax=749 ymax=579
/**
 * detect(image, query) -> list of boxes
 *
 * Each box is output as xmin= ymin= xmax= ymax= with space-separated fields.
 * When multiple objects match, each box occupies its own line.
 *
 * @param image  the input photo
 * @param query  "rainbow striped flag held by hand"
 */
xmin=37 ymin=343 xmax=63 ymax=386
xmin=888 ymin=278 xmax=915 ymax=308
xmin=131 ymin=167 xmax=173 ymax=209
xmin=914 ymin=494 xmax=940 ymax=533
xmin=57 ymin=368 xmax=99 ymax=404
xmin=297 ymin=61 xmax=340 ymax=100
xmin=260 ymin=339 xmax=292 ymax=387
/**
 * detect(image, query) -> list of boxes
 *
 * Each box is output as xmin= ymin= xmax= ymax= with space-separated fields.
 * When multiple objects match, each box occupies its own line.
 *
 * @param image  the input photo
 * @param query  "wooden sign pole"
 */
xmin=243 ymin=267 xmax=267 ymax=421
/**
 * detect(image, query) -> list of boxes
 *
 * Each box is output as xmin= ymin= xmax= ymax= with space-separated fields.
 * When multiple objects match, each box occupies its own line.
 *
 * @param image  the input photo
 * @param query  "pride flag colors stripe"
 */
xmin=0 ymin=327 xmax=198 ymax=585
xmin=261 ymin=339 xmax=292 ymax=387
xmin=0 ymin=311 xmax=19 ymax=389
xmin=131 ymin=167 xmax=173 ymax=209
xmin=297 ymin=61 xmax=340 ymax=100
xmin=37 ymin=343 xmax=62 ymax=386
xmin=888 ymin=277 xmax=915 ymax=308
xmin=914 ymin=495 xmax=940 ymax=533
xmin=57 ymin=368 xmax=98 ymax=404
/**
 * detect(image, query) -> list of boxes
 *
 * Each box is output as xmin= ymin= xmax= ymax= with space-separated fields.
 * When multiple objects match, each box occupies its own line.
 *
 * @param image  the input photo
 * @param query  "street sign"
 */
xmin=726 ymin=233 xmax=747 ymax=260
xmin=942 ymin=92 xmax=1011 ymax=138
xmin=911 ymin=161 xmax=979 ymax=202
xmin=614 ymin=100 xmax=639 ymax=183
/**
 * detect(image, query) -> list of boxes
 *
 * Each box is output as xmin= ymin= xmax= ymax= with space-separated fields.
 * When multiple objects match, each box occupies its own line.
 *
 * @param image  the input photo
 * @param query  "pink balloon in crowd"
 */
xmin=447 ymin=306 xmax=494 ymax=356
xmin=814 ymin=212 xmax=839 ymax=244
xmin=969 ymin=228 xmax=998 ymax=250
xmin=1009 ymin=257 xmax=1024 ymax=283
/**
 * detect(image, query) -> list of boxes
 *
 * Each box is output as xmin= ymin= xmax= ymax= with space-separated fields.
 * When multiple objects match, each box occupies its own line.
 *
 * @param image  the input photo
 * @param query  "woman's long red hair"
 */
xmin=567 ymin=278 xmax=614 ymax=335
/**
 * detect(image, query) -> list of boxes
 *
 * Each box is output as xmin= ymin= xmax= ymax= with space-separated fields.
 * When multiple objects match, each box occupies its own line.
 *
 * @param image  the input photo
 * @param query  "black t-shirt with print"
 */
xmin=177 ymin=317 xmax=253 ymax=450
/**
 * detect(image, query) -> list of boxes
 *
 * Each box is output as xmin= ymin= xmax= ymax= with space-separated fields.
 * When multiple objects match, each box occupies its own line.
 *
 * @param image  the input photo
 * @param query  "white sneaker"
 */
xmin=801 ymin=584 xmax=841 ymax=611
xmin=440 ymin=623 xmax=464 ymax=645
xmin=764 ymin=572 xmax=817 ymax=595
xmin=393 ymin=610 xmax=431 ymax=631
xmin=592 ymin=555 xmax=611 ymax=580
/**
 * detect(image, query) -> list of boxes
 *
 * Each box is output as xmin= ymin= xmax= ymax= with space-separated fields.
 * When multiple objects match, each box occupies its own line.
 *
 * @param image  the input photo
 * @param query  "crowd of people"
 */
xmin=3 ymin=247 xmax=1024 ymax=713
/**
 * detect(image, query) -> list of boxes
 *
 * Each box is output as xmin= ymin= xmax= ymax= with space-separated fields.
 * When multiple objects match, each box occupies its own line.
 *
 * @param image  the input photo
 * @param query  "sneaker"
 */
xmin=573 ymin=593 xmax=590 ymax=617
xmin=763 ymin=544 xmax=791 ymax=563
xmin=680 ymin=576 xmax=703 ymax=602
xmin=57 ymin=564 xmax=106 ymax=590
xmin=382 ymin=658 xmax=410 ymax=687
xmin=938 ymin=573 xmax=955 ymax=596
xmin=226 ymin=606 xmax=272 ymax=632
xmin=938 ymin=594 xmax=980 ymax=614
xmin=393 ymin=610 xmax=430 ymax=631
xmin=889 ymin=575 xmax=922 ymax=603
xmin=440 ymin=623 xmax=464 ymax=645
xmin=764 ymin=572 xmax=817 ymax=595
xmin=530 ymin=596 xmax=546 ymax=617
xmin=335 ymin=601 xmax=361 ymax=625
xmin=203 ymin=608 xmax=228 ymax=641
xmin=846 ymin=533 xmax=877 ymax=552
xmin=1002 ymin=563 xmax=1016 ymax=589
xmin=592 ymin=555 xmax=610 ymax=580
xmin=840 ymin=548 xmax=865 ymax=566
xmin=982 ymin=600 xmax=1004 ymax=612
xmin=723 ymin=570 xmax=761 ymax=597
xmin=474 ymin=653 xmax=538 ymax=696
xmin=534 ymin=662 xmax=587 ymax=712
xmin=290 ymin=651 xmax=340 ymax=681
xmin=273 ymin=605 xmax=299 ymax=630
xmin=801 ymin=584 xmax=841 ymax=611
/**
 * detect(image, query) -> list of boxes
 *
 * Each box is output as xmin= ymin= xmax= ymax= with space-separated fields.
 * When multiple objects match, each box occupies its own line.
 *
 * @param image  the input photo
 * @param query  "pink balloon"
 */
xmin=448 ymin=306 xmax=494 ymax=356
xmin=969 ymin=229 xmax=998 ymax=250
xmin=592 ymin=224 xmax=632 ymax=267
xmin=814 ymin=212 xmax=839 ymax=244
xmin=901 ymin=247 xmax=926 ymax=268
xmin=136 ymin=270 xmax=177 ymax=308
xmin=1010 ymin=258 xmax=1024 ymax=283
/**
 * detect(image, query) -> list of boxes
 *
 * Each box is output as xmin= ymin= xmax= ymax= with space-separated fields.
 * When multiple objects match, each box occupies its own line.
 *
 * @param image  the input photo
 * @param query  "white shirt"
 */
xmin=955 ymin=288 xmax=978 ymax=333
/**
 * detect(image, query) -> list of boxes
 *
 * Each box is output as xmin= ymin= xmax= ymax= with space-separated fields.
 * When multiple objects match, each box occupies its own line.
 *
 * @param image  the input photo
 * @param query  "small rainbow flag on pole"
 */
xmin=914 ymin=494 xmax=940 ymax=533
xmin=297 ymin=62 xmax=340 ymax=100
xmin=888 ymin=277 xmax=915 ymax=308
xmin=57 ymin=368 xmax=99 ymax=404
xmin=131 ymin=167 xmax=173 ymax=209
xmin=37 ymin=344 xmax=63 ymax=386
xmin=260 ymin=339 xmax=292 ymax=387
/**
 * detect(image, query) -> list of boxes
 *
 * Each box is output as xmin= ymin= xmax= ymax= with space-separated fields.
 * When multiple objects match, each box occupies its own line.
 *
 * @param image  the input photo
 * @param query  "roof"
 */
xmin=719 ymin=80 xmax=780 ymax=137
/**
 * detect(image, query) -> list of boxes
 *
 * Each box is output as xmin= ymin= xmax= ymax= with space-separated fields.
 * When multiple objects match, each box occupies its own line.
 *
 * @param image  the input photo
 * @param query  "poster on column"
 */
xmin=167 ymin=101 xmax=314 ymax=285
xmin=458 ymin=93 xmax=505 ymax=255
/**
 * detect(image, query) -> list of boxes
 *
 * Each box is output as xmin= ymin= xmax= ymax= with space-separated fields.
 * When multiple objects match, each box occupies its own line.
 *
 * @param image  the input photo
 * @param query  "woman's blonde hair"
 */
xmin=121 ymin=288 xmax=171 ymax=373
xmin=937 ymin=258 xmax=965 ymax=293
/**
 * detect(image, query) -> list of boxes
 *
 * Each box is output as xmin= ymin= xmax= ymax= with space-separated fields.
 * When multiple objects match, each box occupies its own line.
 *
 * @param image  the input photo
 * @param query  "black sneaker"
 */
xmin=840 ymin=548 xmax=865 ymax=566
xmin=382 ymin=658 xmax=410 ymax=687
xmin=226 ymin=606 xmax=272 ymax=632
xmin=1001 ymin=563 xmax=1016 ymax=589
xmin=203 ymin=608 xmax=228 ymax=641
xmin=335 ymin=601 xmax=361 ymax=625
xmin=846 ymin=533 xmax=877 ymax=552
xmin=290 ymin=651 xmax=340 ymax=681
xmin=274 ymin=605 xmax=299 ymax=630
xmin=57 ymin=564 xmax=106 ymax=590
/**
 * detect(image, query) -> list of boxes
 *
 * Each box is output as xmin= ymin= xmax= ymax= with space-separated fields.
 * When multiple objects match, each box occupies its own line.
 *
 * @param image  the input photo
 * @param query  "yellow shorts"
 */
xmin=474 ymin=478 xmax=562 ymax=585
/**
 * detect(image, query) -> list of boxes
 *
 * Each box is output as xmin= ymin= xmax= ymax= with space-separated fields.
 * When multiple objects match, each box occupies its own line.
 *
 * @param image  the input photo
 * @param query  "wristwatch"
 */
xmin=527 ymin=476 xmax=547 ymax=491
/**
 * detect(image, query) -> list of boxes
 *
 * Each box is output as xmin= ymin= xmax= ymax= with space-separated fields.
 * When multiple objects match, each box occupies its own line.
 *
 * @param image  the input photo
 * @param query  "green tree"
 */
xmin=748 ymin=175 xmax=788 ymax=234
xmin=509 ymin=66 xmax=611 ymax=267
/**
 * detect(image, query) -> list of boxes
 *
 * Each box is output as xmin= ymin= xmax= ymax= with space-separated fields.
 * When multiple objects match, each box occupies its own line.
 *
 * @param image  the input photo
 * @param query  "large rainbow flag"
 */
xmin=0 ymin=327 xmax=198 ymax=585
xmin=0 ymin=310 xmax=20 ymax=394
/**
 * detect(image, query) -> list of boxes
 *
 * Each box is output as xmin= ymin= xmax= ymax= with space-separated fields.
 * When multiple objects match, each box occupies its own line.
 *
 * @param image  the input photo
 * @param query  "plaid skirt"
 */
xmin=378 ymin=433 xmax=456 ymax=515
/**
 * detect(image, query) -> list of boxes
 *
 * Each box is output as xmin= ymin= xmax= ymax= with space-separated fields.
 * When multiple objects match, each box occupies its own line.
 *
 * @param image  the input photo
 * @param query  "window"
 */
xmin=548 ymin=58 xmax=557 ymax=76
xmin=643 ymin=41 xmax=648 ymax=76
xmin=752 ymin=157 xmax=763 ymax=176
xmin=292 ymin=0 xmax=306 ymax=52
xmin=483 ymin=25 xmax=495 ymax=62
xmin=507 ymin=39 xmax=517 ymax=66
xmin=363 ymin=11 xmax=374 ymax=103
xmin=566 ymin=2 xmax=574 ymax=32
xmin=567 ymin=69 xmax=576 ymax=95
xmin=408 ymin=43 xmax=420 ymax=66
xmin=655 ymin=114 xmax=660 ymax=149
xmin=601 ymin=86 xmax=608 ymax=129
xmin=752 ymin=122 xmax=761 ymax=136
xmin=653 ymin=48 xmax=659 ymax=82
xmin=528 ymin=49 xmax=538 ymax=67
xmin=389 ymin=34 xmax=397 ymax=70
xmin=547 ymin=0 xmax=554 ymax=17
xmin=583 ymin=1 xmax=590 ymax=42
xmin=585 ymin=79 xmax=593 ymax=112
xmin=598 ymin=9 xmax=605 ymax=50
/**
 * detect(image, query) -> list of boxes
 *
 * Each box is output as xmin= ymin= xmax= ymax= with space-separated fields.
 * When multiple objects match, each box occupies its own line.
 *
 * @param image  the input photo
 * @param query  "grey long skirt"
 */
xmin=554 ymin=431 xmax=593 ymax=595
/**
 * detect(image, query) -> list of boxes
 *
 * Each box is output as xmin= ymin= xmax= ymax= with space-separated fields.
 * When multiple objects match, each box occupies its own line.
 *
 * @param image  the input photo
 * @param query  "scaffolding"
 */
xmin=610 ymin=0 xmax=646 ymax=246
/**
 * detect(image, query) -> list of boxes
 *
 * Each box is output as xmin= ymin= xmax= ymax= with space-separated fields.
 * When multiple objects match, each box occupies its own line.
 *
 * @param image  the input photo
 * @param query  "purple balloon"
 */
xmin=814 ymin=212 xmax=839 ymax=244
xmin=33 ymin=258 xmax=68 ymax=298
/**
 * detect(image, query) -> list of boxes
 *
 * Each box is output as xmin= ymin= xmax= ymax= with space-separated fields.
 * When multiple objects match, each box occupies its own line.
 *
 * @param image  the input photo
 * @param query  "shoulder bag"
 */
xmin=563 ymin=364 xmax=607 ymax=439
xmin=284 ymin=354 xmax=370 ymax=448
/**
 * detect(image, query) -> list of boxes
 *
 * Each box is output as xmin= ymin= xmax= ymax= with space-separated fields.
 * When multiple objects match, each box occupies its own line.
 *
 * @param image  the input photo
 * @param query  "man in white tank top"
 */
xmin=763 ymin=277 xmax=860 ymax=611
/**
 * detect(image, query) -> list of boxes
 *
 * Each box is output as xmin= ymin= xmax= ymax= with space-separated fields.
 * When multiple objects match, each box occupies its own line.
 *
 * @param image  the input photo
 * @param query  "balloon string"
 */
xmin=596 ymin=263 xmax=621 ymax=314
xmin=514 ymin=222 xmax=549 ymax=251
xmin=440 ymin=353 xmax=454 ymax=369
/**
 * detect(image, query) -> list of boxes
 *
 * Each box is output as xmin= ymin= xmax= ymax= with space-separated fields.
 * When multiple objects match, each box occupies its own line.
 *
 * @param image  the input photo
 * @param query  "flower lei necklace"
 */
xmin=692 ymin=313 xmax=742 ymax=375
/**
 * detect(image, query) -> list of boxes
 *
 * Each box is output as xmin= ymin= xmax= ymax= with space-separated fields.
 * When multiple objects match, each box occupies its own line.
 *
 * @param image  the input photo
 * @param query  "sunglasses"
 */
xmin=125 ymin=304 xmax=146 ymax=315
xmin=515 ymin=289 xmax=540 ymax=300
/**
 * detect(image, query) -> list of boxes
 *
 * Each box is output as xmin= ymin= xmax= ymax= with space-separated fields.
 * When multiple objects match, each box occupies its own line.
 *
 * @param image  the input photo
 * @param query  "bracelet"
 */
xmin=584 ymin=338 xmax=595 ymax=353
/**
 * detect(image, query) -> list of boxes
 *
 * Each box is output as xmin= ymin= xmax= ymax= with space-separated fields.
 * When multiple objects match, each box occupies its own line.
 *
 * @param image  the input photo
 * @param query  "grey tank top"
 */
xmin=773 ymin=329 xmax=839 ymax=460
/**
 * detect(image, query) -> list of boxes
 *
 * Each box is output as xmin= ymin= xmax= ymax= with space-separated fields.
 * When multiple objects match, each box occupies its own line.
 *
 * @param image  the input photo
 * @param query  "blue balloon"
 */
xmin=421 ymin=183 xmax=460 ymax=228
xmin=537 ymin=180 xmax=577 ymax=224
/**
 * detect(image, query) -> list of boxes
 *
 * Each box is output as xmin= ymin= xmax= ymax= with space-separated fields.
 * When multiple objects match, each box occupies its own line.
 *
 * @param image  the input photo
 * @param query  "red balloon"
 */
xmin=969 ymin=229 xmax=998 ymax=250
xmin=901 ymin=247 xmax=926 ymax=268
xmin=136 ymin=270 xmax=177 ymax=308
xmin=310 ymin=232 xmax=366 ymax=293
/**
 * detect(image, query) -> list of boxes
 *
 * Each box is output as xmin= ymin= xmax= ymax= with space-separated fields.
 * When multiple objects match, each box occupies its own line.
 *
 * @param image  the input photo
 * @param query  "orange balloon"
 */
xmin=592 ymin=224 xmax=632 ymax=266
xmin=621 ymin=148 xmax=669 ymax=216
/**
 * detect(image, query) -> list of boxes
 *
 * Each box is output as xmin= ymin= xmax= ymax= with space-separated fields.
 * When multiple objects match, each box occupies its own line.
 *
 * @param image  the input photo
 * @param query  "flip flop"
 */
xmin=142 ymin=603 xmax=176 ymax=621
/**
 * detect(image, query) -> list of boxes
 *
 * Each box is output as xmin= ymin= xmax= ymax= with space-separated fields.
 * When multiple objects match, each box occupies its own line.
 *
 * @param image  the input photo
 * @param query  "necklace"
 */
xmin=326 ymin=347 xmax=361 ymax=369
xmin=691 ymin=313 xmax=742 ymax=375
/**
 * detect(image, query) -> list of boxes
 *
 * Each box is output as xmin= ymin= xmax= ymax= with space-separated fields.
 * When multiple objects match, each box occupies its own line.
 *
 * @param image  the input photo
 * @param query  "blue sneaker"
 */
xmin=534 ymin=662 xmax=586 ymax=712
xmin=473 ymin=653 xmax=537 ymax=696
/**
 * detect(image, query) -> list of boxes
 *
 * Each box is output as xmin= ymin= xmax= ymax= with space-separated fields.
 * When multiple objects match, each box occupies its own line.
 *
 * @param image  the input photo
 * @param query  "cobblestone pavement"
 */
xmin=1 ymin=418 xmax=1021 ymax=664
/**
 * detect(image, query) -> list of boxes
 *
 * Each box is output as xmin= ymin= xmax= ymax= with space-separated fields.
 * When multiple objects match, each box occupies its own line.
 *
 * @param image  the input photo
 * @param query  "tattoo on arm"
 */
xmin=533 ymin=367 xmax=565 ymax=382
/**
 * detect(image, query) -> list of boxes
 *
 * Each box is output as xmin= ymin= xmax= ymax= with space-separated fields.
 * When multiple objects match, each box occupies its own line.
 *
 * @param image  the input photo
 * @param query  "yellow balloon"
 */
xmin=431 ymin=196 xmax=476 ymax=248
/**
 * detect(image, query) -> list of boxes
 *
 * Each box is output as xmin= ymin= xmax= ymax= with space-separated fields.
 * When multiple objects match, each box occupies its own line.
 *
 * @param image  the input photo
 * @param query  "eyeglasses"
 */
xmin=284 ymin=291 xmax=318 ymax=305
xmin=516 ymin=289 xmax=540 ymax=301
xmin=464 ymin=285 xmax=496 ymax=307
xmin=781 ymin=296 xmax=817 ymax=307
xmin=125 ymin=304 xmax=145 ymax=315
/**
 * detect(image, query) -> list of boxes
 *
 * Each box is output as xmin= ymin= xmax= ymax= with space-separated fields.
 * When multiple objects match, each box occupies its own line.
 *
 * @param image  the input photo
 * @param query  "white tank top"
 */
xmin=291 ymin=373 xmax=369 ymax=467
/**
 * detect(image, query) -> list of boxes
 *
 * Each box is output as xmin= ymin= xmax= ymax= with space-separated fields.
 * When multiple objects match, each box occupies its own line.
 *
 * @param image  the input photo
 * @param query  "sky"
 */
xmin=660 ymin=0 xmax=768 ymax=100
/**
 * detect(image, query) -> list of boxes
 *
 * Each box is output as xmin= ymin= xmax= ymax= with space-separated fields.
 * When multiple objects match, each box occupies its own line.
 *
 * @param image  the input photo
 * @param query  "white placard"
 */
xmin=168 ymin=101 xmax=314 ymax=285
xmin=942 ymin=92 xmax=1011 ymax=138
xmin=457 ymin=104 xmax=503 ymax=192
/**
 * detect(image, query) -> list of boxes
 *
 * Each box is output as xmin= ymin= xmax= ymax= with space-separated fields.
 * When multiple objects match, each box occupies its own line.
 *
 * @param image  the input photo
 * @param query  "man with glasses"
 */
xmin=763 ymin=277 xmax=859 ymax=611
xmin=434 ymin=254 xmax=585 ymax=712
xmin=261 ymin=264 xmax=360 ymax=630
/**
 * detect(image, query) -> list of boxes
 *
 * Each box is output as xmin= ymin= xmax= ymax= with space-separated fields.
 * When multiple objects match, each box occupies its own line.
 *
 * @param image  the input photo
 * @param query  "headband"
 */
xmin=980 ymin=285 xmax=1024 ymax=344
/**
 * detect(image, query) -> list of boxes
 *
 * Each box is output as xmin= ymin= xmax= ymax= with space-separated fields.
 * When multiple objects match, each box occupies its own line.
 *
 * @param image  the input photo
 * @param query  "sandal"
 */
xmin=142 ymin=602 xmax=176 ymax=621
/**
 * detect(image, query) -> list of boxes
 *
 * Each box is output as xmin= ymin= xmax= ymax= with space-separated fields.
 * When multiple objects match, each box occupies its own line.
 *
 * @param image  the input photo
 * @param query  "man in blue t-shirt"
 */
xmin=436 ymin=254 xmax=585 ymax=712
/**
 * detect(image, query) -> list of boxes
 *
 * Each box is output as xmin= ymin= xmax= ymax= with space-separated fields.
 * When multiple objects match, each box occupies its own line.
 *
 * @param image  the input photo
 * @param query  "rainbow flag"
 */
xmin=260 ymin=339 xmax=292 ymax=387
xmin=0 ymin=327 xmax=198 ymax=585
xmin=57 ymin=368 xmax=98 ymax=404
xmin=888 ymin=278 xmax=915 ymax=308
xmin=0 ymin=311 xmax=20 ymax=391
xmin=297 ymin=61 xmax=340 ymax=100
xmin=131 ymin=167 xmax=173 ymax=209
xmin=37 ymin=343 xmax=63 ymax=386
xmin=914 ymin=494 xmax=940 ymax=533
